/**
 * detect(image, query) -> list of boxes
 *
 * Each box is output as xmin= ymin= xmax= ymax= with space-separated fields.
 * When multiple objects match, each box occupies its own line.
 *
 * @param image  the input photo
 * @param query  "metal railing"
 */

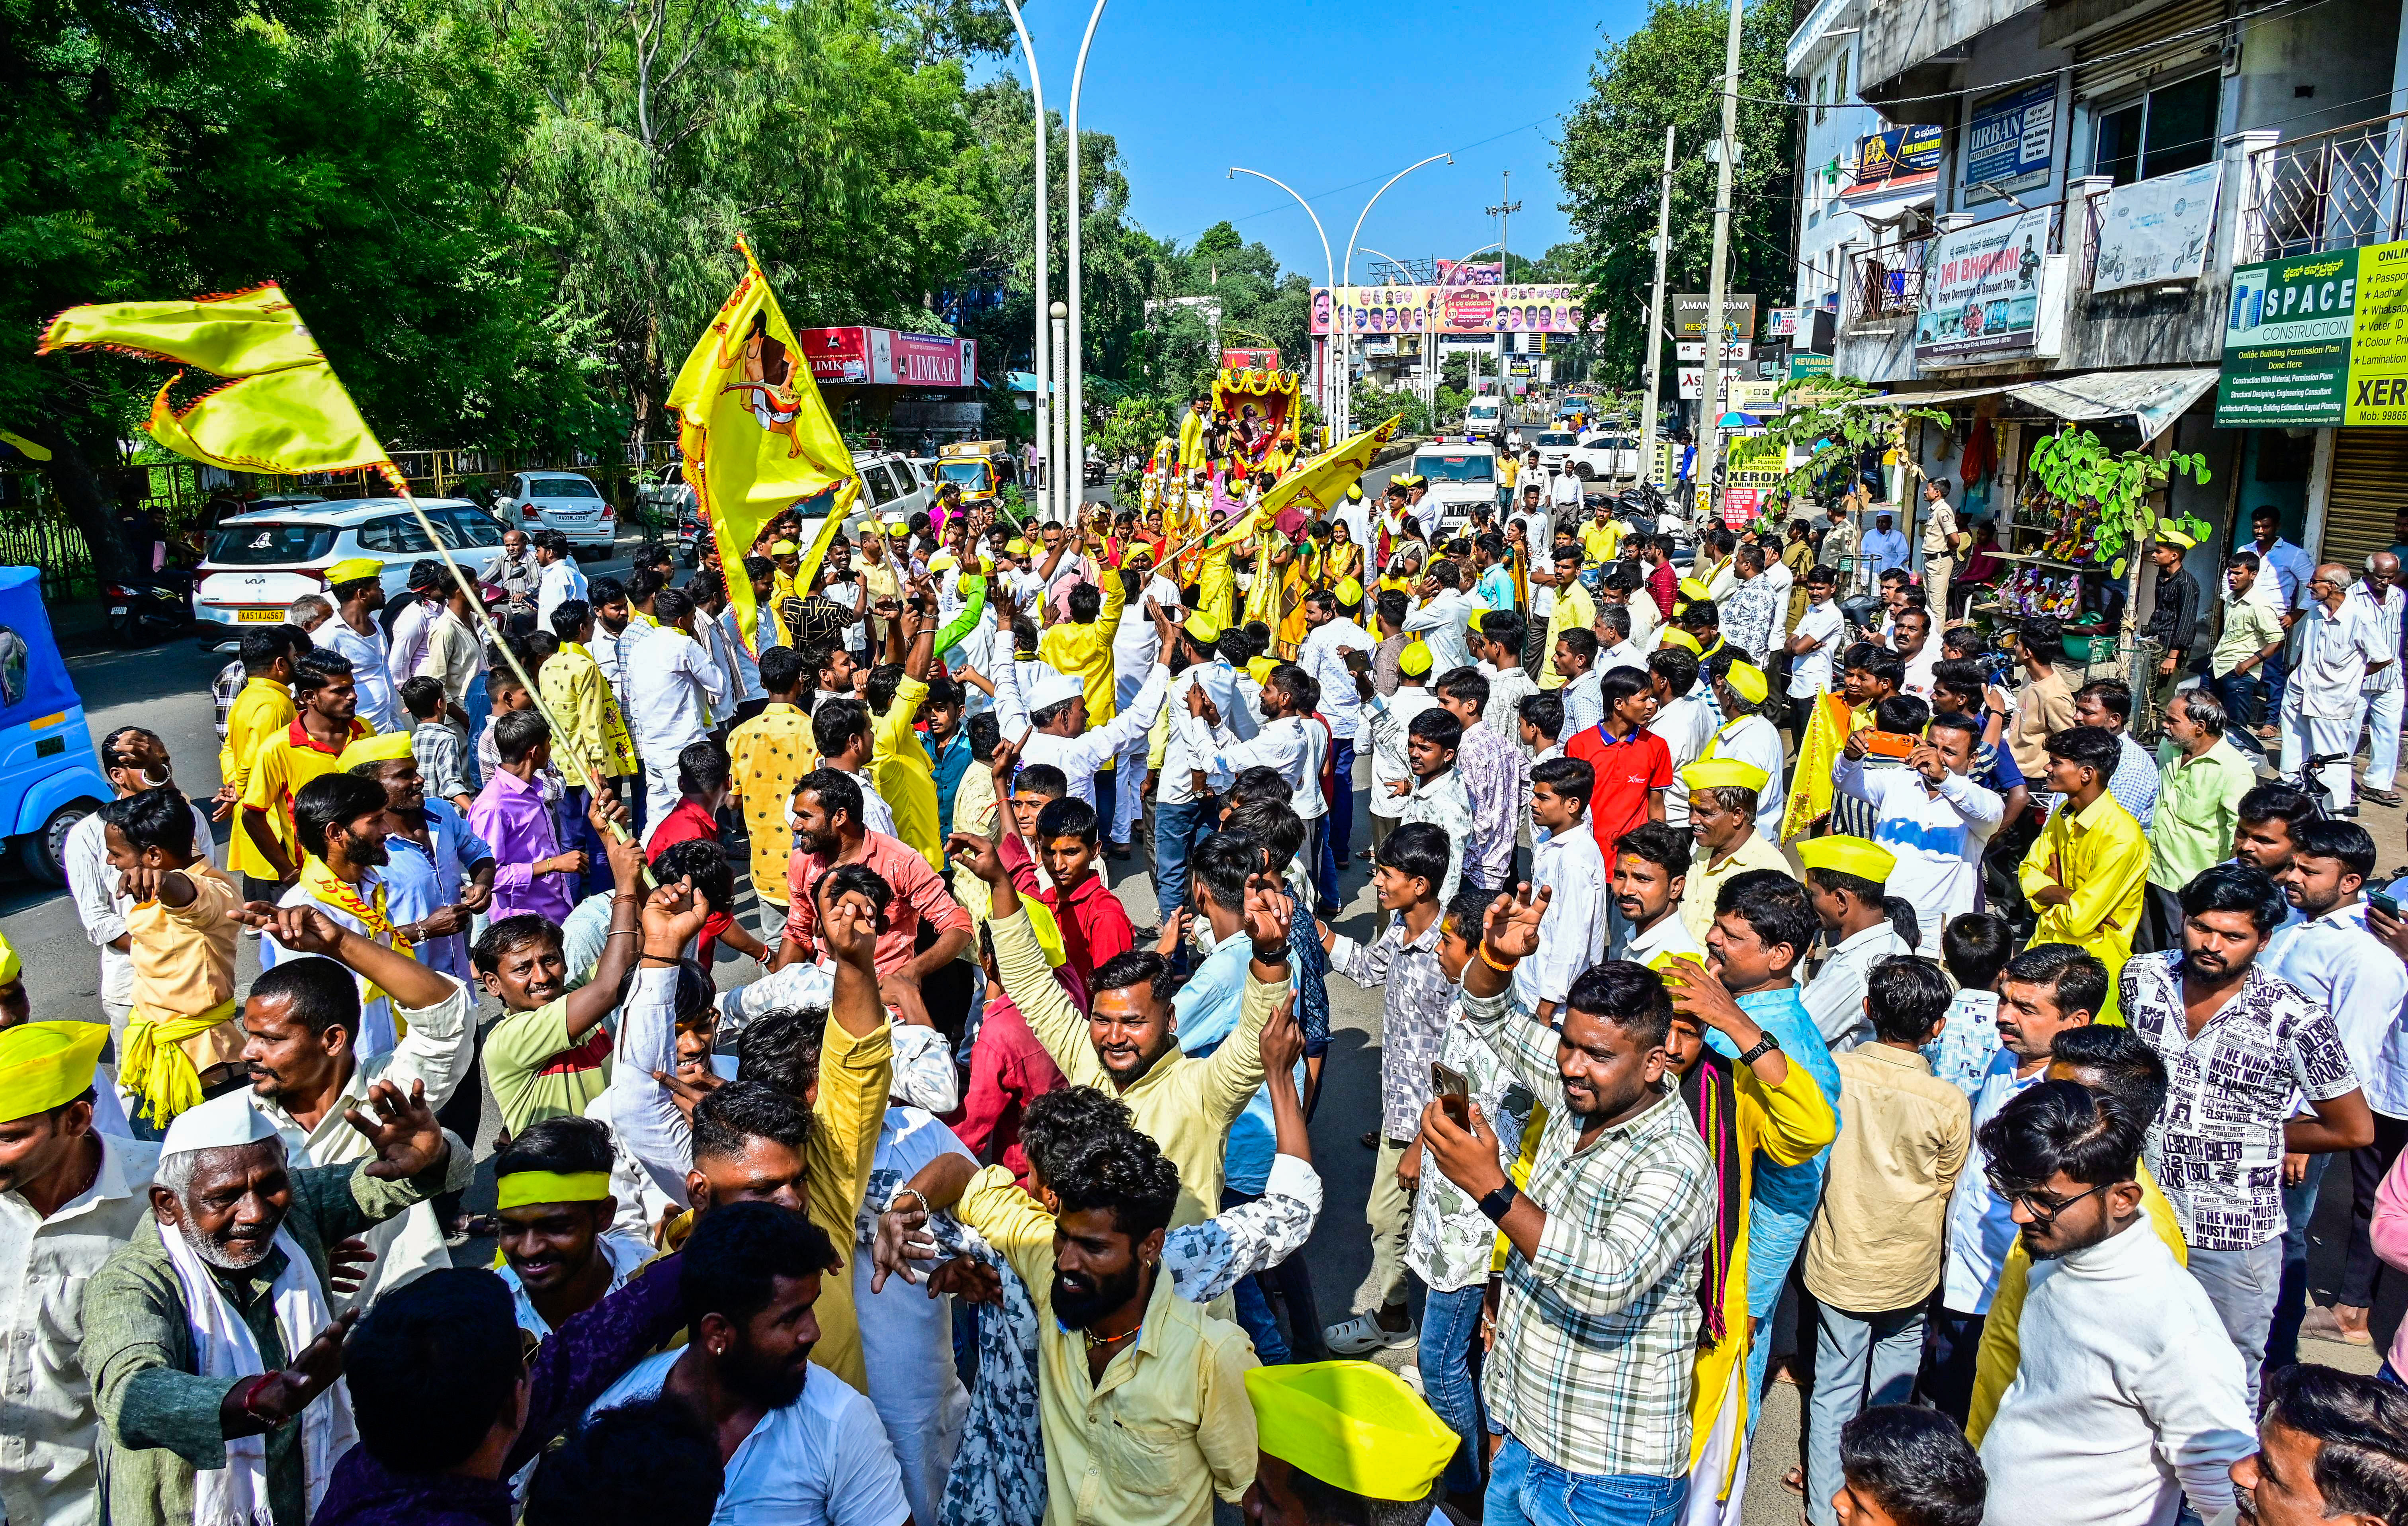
xmin=2245 ymin=109 xmax=2408 ymax=257
xmin=1850 ymin=237 xmax=1931 ymax=321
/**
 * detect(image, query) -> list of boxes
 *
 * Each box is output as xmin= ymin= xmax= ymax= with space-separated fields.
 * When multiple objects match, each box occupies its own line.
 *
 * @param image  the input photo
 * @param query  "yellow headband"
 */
xmin=495 ymin=1170 xmax=614 ymax=1211
xmin=0 ymin=1022 xmax=108 ymax=1123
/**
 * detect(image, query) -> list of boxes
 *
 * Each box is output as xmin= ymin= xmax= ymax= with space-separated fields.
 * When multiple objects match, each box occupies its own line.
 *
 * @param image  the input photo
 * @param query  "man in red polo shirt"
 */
xmin=997 ymin=795 xmax=1132 ymax=989
xmin=783 ymin=764 xmax=973 ymax=1020
xmin=1564 ymin=664 xmax=1672 ymax=862
xmin=644 ymin=738 xmax=731 ymax=861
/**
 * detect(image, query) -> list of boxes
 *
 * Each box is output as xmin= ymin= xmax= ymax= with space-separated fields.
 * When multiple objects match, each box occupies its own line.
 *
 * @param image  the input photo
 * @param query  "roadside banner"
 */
xmin=2215 ymin=241 xmax=2408 ymax=426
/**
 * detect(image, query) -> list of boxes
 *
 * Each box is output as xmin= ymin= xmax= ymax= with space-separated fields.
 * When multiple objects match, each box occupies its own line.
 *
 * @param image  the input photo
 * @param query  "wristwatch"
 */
xmin=1736 ymin=1031 xmax=1784 ymax=1068
xmin=1478 ymin=1182 xmax=1520 ymax=1224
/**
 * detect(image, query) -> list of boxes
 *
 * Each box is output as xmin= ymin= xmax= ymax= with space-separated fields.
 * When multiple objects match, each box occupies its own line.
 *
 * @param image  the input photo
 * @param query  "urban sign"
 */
xmin=1964 ymin=82 xmax=2056 ymax=201
xmin=2215 ymin=241 xmax=2408 ymax=426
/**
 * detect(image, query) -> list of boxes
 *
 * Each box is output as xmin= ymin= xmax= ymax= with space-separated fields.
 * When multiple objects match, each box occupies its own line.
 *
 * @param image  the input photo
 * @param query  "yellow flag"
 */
xmin=1208 ymin=413 xmax=1402 ymax=550
xmin=39 ymin=284 xmax=397 ymax=486
xmin=1781 ymin=692 xmax=1855 ymax=843
xmin=668 ymin=238 xmax=859 ymax=652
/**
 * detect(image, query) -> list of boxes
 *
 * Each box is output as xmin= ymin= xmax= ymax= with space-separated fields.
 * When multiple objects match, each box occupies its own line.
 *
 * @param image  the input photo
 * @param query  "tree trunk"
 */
xmin=24 ymin=421 xmax=135 ymax=584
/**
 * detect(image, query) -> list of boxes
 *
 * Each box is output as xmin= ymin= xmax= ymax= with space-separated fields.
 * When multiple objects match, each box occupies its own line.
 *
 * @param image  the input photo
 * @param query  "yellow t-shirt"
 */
xmin=727 ymin=702 xmax=819 ymax=903
xmin=869 ymin=674 xmax=943 ymax=869
xmin=1579 ymin=519 xmax=1622 ymax=565
xmin=238 ymin=718 xmax=373 ymax=875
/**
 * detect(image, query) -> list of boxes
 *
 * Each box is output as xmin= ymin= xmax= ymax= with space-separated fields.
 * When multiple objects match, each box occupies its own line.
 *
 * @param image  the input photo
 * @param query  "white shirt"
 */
xmin=1560 ymin=668 xmax=1605 ymax=735
xmin=837 ymin=766 xmax=899 ymax=838
xmin=2265 ymin=900 xmax=2408 ymax=1116
xmin=1514 ymin=827 xmax=1608 ymax=1009
xmin=1365 ymin=686 xmax=1439 ymax=818
xmin=416 ymin=606 xmax=483 ymax=708
xmin=1300 ymin=618 xmax=1376 ymax=745
xmin=1942 ymin=1052 xmax=2047 ymax=1313
xmin=625 ymin=626 xmax=725 ymax=765
xmin=2289 ymin=595 xmax=2387 ymax=720
xmin=1789 ymin=600 xmax=1845 ymax=697
xmin=593 ymin=1351 xmax=913 ymax=1526
xmin=2349 ymin=581 xmax=2405 ymax=694
xmin=1181 ymin=712 xmax=1329 ymax=818
xmin=172 ymin=977 xmax=473 ymax=1309
xmin=0 ymin=1133 xmax=163 ymax=1526
xmin=718 ymin=604 xmax=767 ymax=702
xmin=1598 ymin=640 xmax=1645 ymax=675
xmin=1703 ymin=713 xmax=1788 ymax=840
xmin=1112 ymin=573 xmax=1183 ymax=683
xmin=1610 ymin=904 xmax=1706 ymax=966
xmin=1652 ymin=696 xmax=1717 ymax=830
xmin=1978 ymin=1219 xmax=2252 ymax=1526
xmin=1837 ymin=760 xmax=2004 ymax=956
xmin=535 ymin=558 xmax=587 ymax=631
xmin=66 ymin=802 xmax=218 ymax=1011
xmin=499 ymin=1231 xmax=652 ymax=1338
xmin=317 ymin=612 xmax=401 ymax=733
xmin=996 ymin=659 xmax=1170 ymax=808
xmin=857 ymin=1108 xmax=977 ymax=1526
xmin=1899 ymin=642 xmax=1940 ymax=701
xmin=1159 ymin=661 xmax=1257 ymax=804
xmin=1549 ymin=471 xmax=1581 ymax=508
xmin=1405 ymin=589 xmax=1479 ymax=675
xmin=387 ymin=596 xmax=435 ymax=691
xmin=1802 ymin=920 xmax=1911 ymax=1053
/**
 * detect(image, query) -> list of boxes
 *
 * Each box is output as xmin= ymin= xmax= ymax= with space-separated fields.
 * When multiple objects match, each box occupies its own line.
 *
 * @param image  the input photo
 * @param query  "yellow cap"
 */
xmin=1346 ymin=485 xmax=1364 ymax=502
xmin=1246 ymin=1362 xmax=1460 ymax=1504
xmin=1678 ymin=577 xmax=1711 ymax=602
xmin=1796 ymin=834 xmax=1897 ymax=885
xmin=886 ymin=522 xmax=912 ymax=538
xmin=0 ymin=1022 xmax=109 ymax=1123
xmin=337 ymin=731 xmax=416 ymax=769
xmin=1658 ymin=628 xmax=1700 ymax=653
xmin=1680 ymin=758 xmax=1770 ymax=794
xmin=1007 ymin=538 xmax=1032 ymax=556
xmin=771 ymin=539 xmax=799 ymax=556
xmin=1247 ymin=655 xmax=1277 ymax=684
xmin=1335 ymin=577 xmax=1364 ymax=605
xmin=927 ymin=551 xmax=959 ymax=572
xmin=1721 ymin=660 xmax=1769 ymax=704
xmin=2157 ymin=527 xmax=2197 ymax=550
xmin=0 ymin=926 xmax=16 ymax=986
xmin=1184 ymin=613 xmax=1223 ymax=644
xmin=1398 ymin=638 xmax=1433 ymax=677
xmin=324 ymin=557 xmax=383 ymax=586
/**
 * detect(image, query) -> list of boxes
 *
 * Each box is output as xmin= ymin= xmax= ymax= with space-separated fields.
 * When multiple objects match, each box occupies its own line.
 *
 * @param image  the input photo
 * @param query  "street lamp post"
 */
xmin=1050 ymin=300 xmax=1069 ymax=522
xmin=999 ymin=0 xmax=1051 ymax=517
xmin=1341 ymin=152 xmax=1452 ymax=439
xmin=1064 ymin=0 xmax=1109 ymax=516
xmin=1357 ymin=245 xmax=1423 ymax=420
xmin=1229 ymin=166 xmax=1335 ymax=439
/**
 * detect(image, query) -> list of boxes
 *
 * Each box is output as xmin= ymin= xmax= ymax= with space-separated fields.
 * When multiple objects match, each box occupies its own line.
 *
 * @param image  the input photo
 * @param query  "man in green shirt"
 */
xmin=2207 ymin=552 xmax=2289 ymax=734
xmin=2148 ymin=688 xmax=2258 ymax=890
xmin=80 ymin=1068 xmax=467 ymax=1526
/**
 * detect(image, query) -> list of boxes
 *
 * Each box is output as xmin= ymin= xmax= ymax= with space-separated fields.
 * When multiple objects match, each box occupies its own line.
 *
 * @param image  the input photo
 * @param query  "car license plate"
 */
xmin=237 ymin=608 xmax=282 ymax=623
xmin=110 ymin=605 xmax=128 ymax=615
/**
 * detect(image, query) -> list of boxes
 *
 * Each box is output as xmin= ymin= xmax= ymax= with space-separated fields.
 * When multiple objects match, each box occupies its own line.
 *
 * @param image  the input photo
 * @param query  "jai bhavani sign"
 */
xmin=2215 ymin=241 xmax=2408 ymax=426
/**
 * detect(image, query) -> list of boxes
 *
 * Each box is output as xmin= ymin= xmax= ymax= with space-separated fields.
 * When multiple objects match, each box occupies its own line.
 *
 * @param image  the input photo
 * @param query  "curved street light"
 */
xmin=1338 ymin=152 xmax=1452 ymax=436
xmin=998 ymin=0 xmax=1052 ymax=516
xmin=1063 ymin=0 xmax=1109 ymax=518
xmin=1229 ymin=166 xmax=1336 ymax=430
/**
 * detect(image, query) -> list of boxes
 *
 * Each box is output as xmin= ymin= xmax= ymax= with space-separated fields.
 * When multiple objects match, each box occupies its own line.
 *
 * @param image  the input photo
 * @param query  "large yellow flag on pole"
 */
xmin=1205 ymin=412 xmax=1403 ymax=551
xmin=668 ymin=237 xmax=860 ymax=652
xmin=39 ymin=284 xmax=400 ymax=488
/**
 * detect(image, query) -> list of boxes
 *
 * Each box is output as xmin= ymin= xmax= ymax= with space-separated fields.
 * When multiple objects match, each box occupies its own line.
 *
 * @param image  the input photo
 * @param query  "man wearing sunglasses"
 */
xmin=1974 ymin=1080 xmax=2255 ymax=1526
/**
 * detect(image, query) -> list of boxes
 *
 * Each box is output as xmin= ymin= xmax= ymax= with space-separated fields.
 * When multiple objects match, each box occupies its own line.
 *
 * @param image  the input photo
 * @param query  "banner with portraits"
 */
xmin=1309 ymin=284 xmax=1605 ymax=335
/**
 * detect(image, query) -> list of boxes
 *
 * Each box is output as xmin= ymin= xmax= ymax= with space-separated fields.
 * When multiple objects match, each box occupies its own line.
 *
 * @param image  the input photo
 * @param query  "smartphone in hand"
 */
xmin=1432 ymin=1062 xmax=1472 ymax=1127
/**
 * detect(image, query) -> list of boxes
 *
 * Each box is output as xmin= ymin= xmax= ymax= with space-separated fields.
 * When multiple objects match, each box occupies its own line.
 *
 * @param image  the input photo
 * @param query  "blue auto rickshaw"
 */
xmin=0 ymin=565 xmax=112 ymax=883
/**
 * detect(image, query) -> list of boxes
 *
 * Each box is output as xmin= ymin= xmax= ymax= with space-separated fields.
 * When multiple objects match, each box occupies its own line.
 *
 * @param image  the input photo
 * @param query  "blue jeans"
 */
xmin=2268 ymin=1151 xmax=2333 ymax=1373
xmin=2263 ymin=643 xmax=2291 ymax=722
xmin=1231 ymin=1275 xmax=1290 ymax=1364
xmin=1153 ymin=794 xmax=1219 ymax=924
xmin=557 ymin=785 xmax=612 ymax=900
xmin=2210 ymin=666 xmax=2260 ymax=734
xmin=1316 ymin=741 xmax=1356 ymax=911
xmin=1485 ymin=1436 xmax=1685 ymax=1526
xmin=1742 ymin=1154 xmax=1825 ymax=1436
xmin=465 ymin=678 xmax=493 ymax=790
xmin=1420 ymin=1283 xmax=1489 ymax=1495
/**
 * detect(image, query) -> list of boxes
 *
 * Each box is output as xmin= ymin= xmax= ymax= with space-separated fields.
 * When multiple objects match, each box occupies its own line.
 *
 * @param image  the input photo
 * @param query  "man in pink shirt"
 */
xmin=782 ymin=766 xmax=972 ymax=1016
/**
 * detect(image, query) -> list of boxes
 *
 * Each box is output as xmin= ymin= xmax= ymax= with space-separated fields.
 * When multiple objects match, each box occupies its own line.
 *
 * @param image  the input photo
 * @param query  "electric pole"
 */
xmin=1643 ymin=125 xmax=1675 ymax=475
xmin=1698 ymin=0 xmax=1743 ymax=527
xmin=1487 ymin=170 xmax=1523 ymax=281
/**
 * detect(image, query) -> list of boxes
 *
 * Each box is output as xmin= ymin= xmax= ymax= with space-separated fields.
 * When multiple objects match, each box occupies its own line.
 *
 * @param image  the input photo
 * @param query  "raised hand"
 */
xmin=651 ymin=1065 xmax=725 ymax=1124
xmin=325 ymin=1238 xmax=377 ymax=1295
xmin=1242 ymin=871 xmax=1294 ymax=955
xmin=1482 ymin=881 xmax=1550 ymax=962
xmin=640 ymin=875 xmax=711 ymax=953
xmin=1155 ymin=907 xmax=1191 ymax=958
xmin=989 ymin=730 xmax=1026 ymax=792
xmin=1258 ymin=990 xmax=1304 ymax=1076
xmin=945 ymin=830 xmax=1009 ymax=887
xmin=344 ymin=1078 xmax=449 ymax=1181
xmin=824 ymin=891 xmax=880 ymax=972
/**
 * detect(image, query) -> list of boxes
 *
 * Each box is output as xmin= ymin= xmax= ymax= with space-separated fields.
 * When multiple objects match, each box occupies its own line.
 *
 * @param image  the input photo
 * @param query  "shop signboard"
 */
xmin=2215 ymin=240 xmax=2408 ymax=426
xmin=1964 ymin=82 xmax=2056 ymax=201
xmin=1725 ymin=432 xmax=1789 ymax=489
xmin=2093 ymin=163 xmax=2222 ymax=293
xmin=1915 ymin=208 xmax=2051 ymax=358
xmin=1844 ymin=124 xmax=1944 ymax=203
xmin=1720 ymin=486 xmax=1763 ymax=525
xmin=1222 ymin=346 xmax=1280 ymax=371
xmin=796 ymin=325 xmax=870 ymax=384
xmin=1676 ymin=340 xmax=1751 ymax=362
xmin=1309 ymin=284 xmax=1600 ymax=334
xmin=1674 ymin=293 xmax=1759 ymax=340
xmin=1789 ymin=352 xmax=1835 ymax=380
xmin=1765 ymin=307 xmax=1801 ymax=338
xmin=875 ymin=332 xmax=977 ymax=387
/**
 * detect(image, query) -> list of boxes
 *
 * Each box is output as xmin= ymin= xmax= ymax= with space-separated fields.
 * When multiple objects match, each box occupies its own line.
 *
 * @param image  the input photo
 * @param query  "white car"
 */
xmin=1529 ymin=430 xmax=1582 ymax=476
xmin=495 ymin=470 xmax=616 ymax=555
xmin=1407 ymin=442 xmax=1501 ymax=536
xmin=1565 ymin=433 xmax=1642 ymax=481
xmin=195 ymin=498 xmax=507 ymax=629
xmin=855 ymin=452 xmax=932 ymax=525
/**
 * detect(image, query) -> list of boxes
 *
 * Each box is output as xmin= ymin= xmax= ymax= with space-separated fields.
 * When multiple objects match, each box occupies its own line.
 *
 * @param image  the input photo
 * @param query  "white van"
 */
xmin=1464 ymin=397 xmax=1505 ymax=445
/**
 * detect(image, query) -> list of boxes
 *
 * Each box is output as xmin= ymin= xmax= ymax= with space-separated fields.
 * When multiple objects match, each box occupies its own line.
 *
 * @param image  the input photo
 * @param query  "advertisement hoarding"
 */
xmin=796 ymin=326 xmax=869 ymax=384
xmin=1435 ymin=259 xmax=1503 ymax=286
xmin=1964 ymin=82 xmax=2057 ymax=201
xmin=1916 ymin=208 xmax=2052 ymax=359
xmin=1310 ymin=284 xmax=1599 ymax=335
xmin=795 ymin=327 xmax=977 ymax=387
xmin=1845 ymin=124 xmax=1944 ymax=203
xmin=1674 ymin=293 xmax=1759 ymax=340
xmin=1221 ymin=347 xmax=1281 ymax=371
xmin=1789 ymin=352 xmax=1835 ymax=380
xmin=2092 ymin=163 xmax=2222 ymax=293
xmin=2215 ymin=241 xmax=2408 ymax=426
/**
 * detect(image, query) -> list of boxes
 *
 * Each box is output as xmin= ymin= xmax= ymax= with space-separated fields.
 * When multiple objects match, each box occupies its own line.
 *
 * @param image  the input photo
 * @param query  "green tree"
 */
xmin=1555 ymin=0 xmax=1795 ymax=391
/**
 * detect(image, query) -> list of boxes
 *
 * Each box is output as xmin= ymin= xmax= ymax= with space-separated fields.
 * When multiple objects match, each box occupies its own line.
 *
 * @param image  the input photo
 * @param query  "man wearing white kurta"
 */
xmin=2348 ymin=555 xmax=2405 ymax=803
xmin=2283 ymin=561 xmax=2388 ymax=812
xmin=624 ymin=592 xmax=730 ymax=824
xmin=1835 ymin=722 xmax=2004 ymax=957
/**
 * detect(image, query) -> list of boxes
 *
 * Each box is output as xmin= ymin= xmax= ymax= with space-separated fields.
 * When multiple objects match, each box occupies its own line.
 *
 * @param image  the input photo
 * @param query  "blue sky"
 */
xmin=985 ymin=0 xmax=1650 ymax=286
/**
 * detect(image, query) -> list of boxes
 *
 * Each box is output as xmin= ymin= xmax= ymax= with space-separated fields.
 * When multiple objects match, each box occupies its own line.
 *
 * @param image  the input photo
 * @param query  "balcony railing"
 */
xmin=2244 ymin=109 xmax=2408 ymax=258
xmin=1851 ymin=238 xmax=1931 ymax=321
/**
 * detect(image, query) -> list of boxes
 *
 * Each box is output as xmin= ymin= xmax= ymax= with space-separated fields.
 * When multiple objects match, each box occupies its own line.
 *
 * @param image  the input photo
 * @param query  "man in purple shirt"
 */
xmin=469 ymin=710 xmax=587 ymax=923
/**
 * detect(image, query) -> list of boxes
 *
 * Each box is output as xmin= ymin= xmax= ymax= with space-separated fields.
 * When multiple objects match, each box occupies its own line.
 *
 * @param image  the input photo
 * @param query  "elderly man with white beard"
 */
xmin=78 ymin=1054 xmax=469 ymax=1526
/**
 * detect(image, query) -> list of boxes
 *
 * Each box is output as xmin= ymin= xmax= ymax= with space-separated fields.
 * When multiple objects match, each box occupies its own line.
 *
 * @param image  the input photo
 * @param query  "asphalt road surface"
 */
xmin=0 ymin=460 xmax=2387 ymax=1524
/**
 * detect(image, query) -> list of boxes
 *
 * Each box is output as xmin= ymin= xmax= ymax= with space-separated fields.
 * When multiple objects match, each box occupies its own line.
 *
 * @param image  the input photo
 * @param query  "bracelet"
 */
xmin=889 ymin=1186 xmax=929 ymax=1216
xmin=606 ymin=929 xmax=639 ymax=939
xmin=1479 ymin=944 xmax=1522 ymax=972
xmin=237 ymin=1373 xmax=279 ymax=1425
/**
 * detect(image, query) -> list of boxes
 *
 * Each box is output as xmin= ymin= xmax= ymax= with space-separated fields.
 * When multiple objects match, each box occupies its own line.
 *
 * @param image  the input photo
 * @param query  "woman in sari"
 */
xmin=1323 ymin=518 xmax=1364 ymax=591
xmin=1274 ymin=517 xmax=1326 ymax=655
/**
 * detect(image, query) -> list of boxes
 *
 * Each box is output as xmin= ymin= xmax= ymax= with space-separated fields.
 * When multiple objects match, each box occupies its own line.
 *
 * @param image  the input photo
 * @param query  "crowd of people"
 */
xmin=10 ymin=448 xmax=2408 ymax=1526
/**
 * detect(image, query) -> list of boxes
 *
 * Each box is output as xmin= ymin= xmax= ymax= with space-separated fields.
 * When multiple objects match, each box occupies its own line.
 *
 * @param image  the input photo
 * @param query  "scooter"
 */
xmin=104 ymin=569 xmax=195 ymax=646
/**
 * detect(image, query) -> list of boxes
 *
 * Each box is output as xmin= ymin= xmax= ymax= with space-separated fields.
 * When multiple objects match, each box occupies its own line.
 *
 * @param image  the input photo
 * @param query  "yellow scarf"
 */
xmin=299 ymin=856 xmax=408 ymax=1007
xmin=119 ymin=997 xmax=240 ymax=1127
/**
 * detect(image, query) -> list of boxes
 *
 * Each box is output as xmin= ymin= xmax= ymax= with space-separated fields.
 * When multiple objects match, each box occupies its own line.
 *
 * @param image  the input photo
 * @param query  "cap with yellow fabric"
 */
xmin=1720 ymin=660 xmax=1769 ymax=704
xmin=1678 ymin=577 xmax=1710 ymax=602
xmin=770 ymin=539 xmax=799 ymax=557
xmin=0 ymin=924 xmax=18 ymax=987
xmin=1796 ymin=834 xmax=1897 ymax=886
xmin=1246 ymin=655 xmax=1277 ymax=684
xmin=885 ymin=522 xmax=912 ymax=539
xmin=1658 ymin=628 xmax=1700 ymax=653
xmin=0 ymin=1022 xmax=109 ymax=1123
xmin=2157 ymin=527 xmax=2197 ymax=550
xmin=927 ymin=551 xmax=959 ymax=572
xmin=1335 ymin=577 xmax=1364 ymax=606
xmin=1246 ymin=1362 xmax=1460 ymax=1504
xmin=1007 ymin=538 xmax=1032 ymax=556
xmin=1346 ymin=484 xmax=1364 ymax=502
xmin=324 ymin=557 xmax=383 ymax=587
xmin=1183 ymin=612 xmax=1223 ymax=645
xmin=1680 ymin=758 xmax=1771 ymax=794
xmin=337 ymin=731 xmax=416 ymax=770
xmin=1398 ymin=638 xmax=1434 ymax=677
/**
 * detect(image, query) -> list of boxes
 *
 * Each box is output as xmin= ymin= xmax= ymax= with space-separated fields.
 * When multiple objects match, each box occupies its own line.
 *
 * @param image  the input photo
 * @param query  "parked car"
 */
xmin=494 ymin=470 xmax=616 ymax=556
xmin=1566 ymin=433 xmax=1642 ymax=481
xmin=0 ymin=565 xmax=112 ymax=884
xmin=855 ymin=451 xmax=932 ymax=524
xmin=1530 ymin=430 xmax=1582 ymax=475
xmin=194 ymin=497 xmax=507 ymax=630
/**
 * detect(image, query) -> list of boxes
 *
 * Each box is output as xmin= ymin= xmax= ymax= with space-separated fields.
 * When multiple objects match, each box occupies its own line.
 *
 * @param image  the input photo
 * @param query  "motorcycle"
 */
xmin=105 ymin=569 xmax=195 ymax=646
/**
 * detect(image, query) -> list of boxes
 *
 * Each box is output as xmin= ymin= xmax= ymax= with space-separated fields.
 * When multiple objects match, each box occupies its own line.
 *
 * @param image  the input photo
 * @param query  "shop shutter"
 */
xmin=2072 ymin=0 xmax=2228 ymax=103
xmin=2322 ymin=427 xmax=2408 ymax=570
